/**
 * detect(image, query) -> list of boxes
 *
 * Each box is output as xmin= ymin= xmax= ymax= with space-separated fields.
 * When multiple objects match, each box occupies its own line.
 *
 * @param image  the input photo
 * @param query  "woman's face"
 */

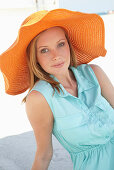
xmin=36 ymin=26 xmax=71 ymax=76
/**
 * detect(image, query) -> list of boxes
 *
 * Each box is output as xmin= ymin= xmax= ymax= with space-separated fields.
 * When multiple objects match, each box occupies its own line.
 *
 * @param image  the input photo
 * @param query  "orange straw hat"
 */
xmin=0 ymin=8 xmax=107 ymax=95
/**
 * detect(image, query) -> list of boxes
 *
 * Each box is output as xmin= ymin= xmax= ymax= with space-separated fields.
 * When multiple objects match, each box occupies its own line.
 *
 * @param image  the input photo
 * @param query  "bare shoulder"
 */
xmin=89 ymin=63 xmax=113 ymax=88
xmin=89 ymin=64 xmax=114 ymax=108
xmin=89 ymin=64 xmax=103 ymax=84
xmin=25 ymin=90 xmax=54 ymax=124
xmin=89 ymin=63 xmax=103 ymax=75
xmin=89 ymin=63 xmax=111 ymax=85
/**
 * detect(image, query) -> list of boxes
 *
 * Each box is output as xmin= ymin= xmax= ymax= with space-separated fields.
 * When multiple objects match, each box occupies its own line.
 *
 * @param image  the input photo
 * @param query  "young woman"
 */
xmin=0 ymin=8 xmax=114 ymax=170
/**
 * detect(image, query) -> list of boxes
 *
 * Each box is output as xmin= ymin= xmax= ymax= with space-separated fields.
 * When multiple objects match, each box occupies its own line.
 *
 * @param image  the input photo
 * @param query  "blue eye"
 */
xmin=41 ymin=48 xmax=48 ymax=53
xmin=58 ymin=42 xmax=65 ymax=47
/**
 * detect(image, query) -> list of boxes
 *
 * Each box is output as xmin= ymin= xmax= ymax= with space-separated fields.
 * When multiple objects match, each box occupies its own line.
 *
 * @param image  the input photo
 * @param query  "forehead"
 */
xmin=37 ymin=26 xmax=66 ymax=40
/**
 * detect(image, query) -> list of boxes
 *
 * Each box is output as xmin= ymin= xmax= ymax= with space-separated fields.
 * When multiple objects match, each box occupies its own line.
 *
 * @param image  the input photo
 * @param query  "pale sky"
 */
xmin=60 ymin=0 xmax=114 ymax=13
xmin=0 ymin=0 xmax=35 ymax=8
xmin=0 ymin=0 xmax=114 ymax=13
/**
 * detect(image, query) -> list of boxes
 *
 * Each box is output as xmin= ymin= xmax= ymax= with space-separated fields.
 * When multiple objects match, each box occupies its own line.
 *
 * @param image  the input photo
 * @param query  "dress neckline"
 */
xmin=50 ymin=65 xmax=96 ymax=99
xmin=50 ymin=66 xmax=80 ymax=99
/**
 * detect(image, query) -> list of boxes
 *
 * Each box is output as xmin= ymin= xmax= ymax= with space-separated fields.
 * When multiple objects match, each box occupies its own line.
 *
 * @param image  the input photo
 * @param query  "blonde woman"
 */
xmin=0 ymin=9 xmax=114 ymax=170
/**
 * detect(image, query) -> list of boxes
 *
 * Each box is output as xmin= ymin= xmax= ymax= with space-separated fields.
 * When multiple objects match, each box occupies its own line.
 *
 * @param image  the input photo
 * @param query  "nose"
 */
xmin=51 ymin=49 xmax=60 ymax=61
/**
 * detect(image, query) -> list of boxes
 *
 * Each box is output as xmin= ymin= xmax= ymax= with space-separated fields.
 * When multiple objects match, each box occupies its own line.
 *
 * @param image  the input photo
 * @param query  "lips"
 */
xmin=52 ymin=62 xmax=64 ymax=67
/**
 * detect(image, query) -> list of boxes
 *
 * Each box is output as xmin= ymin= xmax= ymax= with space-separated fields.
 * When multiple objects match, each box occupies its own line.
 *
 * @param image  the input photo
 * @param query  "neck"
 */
xmin=54 ymin=68 xmax=76 ymax=89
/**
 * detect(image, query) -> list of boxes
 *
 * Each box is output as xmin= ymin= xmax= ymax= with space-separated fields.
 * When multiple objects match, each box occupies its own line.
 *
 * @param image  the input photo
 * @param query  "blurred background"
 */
xmin=0 ymin=0 xmax=114 ymax=138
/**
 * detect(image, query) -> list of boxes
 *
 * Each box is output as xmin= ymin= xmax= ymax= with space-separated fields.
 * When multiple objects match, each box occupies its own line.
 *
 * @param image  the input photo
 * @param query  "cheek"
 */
xmin=63 ymin=46 xmax=70 ymax=58
xmin=36 ymin=55 xmax=49 ymax=68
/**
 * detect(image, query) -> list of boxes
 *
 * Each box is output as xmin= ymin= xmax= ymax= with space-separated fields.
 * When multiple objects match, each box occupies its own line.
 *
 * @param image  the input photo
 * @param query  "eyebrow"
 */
xmin=37 ymin=39 xmax=65 ymax=49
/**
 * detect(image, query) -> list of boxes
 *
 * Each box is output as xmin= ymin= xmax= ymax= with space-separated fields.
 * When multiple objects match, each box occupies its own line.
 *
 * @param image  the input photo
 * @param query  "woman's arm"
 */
xmin=25 ymin=90 xmax=54 ymax=170
xmin=31 ymin=151 xmax=52 ymax=170
xmin=89 ymin=64 xmax=114 ymax=108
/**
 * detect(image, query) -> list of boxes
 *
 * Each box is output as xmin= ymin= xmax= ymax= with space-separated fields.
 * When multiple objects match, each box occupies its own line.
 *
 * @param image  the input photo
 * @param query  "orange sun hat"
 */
xmin=0 ymin=8 xmax=107 ymax=95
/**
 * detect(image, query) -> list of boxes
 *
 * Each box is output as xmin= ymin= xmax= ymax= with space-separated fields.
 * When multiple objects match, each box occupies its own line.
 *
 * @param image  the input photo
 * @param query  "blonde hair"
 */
xmin=22 ymin=27 xmax=77 ymax=103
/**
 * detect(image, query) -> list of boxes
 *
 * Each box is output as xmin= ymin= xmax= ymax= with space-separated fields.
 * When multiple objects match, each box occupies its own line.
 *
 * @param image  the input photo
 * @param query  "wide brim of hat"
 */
xmin=0 ymin=8 xmax=107 ymax=95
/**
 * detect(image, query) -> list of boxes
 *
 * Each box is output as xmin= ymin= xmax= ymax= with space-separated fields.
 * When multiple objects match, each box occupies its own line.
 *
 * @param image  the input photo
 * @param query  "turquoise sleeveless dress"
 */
xmin=28 ymin=64 xmax=114 ymax=170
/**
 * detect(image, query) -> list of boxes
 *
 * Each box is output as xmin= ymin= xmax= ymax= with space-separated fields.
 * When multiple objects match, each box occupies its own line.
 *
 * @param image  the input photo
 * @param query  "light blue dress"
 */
xmin=29 ymin=64 xmax=114 ymax=170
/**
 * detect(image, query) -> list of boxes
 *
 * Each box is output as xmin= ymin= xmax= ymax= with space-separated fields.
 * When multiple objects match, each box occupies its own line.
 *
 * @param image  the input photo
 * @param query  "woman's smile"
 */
xmin=52 ymin=62 xmax=64 ymax=68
